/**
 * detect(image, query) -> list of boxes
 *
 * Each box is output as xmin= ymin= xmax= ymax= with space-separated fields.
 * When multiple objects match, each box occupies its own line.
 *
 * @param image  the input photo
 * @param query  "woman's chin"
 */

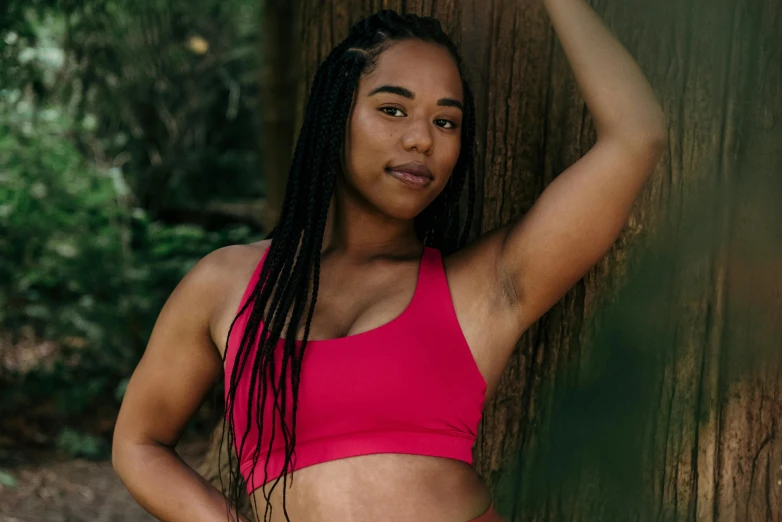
xmin=382 ymin=201 xmax=431 ymax=222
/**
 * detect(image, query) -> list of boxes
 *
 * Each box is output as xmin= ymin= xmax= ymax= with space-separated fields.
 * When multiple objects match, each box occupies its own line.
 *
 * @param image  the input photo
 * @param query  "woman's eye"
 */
xmin=435 ymin=119 xmax=458 ymax=130
xmin=379 ymin=108 xmax=457 ymax=129
xmin=380 ymin=107 xmax=405 ymax=117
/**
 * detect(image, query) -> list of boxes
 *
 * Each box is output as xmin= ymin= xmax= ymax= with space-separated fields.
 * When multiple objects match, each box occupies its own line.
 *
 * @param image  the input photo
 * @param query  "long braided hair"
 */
xmin=220 ymin=10 xmax=478 ymax=522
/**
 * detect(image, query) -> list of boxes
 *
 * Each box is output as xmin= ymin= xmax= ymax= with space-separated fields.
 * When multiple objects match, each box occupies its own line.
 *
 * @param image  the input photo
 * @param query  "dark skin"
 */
xmin=114 ymin=2 xmax=667 ymax=519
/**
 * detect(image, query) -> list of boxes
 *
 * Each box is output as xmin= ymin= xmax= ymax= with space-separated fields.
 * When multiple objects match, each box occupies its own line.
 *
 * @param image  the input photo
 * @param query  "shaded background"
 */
xmin=1 ymin=0 xmax=265 ymax=518
xmin=1 ymin=0 xmax=781 ymax=521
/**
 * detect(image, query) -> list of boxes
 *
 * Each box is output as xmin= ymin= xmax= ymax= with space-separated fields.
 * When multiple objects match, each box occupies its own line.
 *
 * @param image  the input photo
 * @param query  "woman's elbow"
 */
xmin=111 ymin=432 xmax=133 ymax=482
xmin=643 ymin=112 xmax=668 ymax=151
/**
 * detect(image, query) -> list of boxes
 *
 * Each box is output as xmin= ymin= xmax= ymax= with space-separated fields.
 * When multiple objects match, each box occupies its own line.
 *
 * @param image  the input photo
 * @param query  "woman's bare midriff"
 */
xmin=252 ymin=453 xmax=492 ymax=522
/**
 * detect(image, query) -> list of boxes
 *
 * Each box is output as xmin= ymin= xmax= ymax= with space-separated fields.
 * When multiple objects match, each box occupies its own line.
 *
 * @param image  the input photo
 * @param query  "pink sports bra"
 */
xmin=224 ymin=245 xmax=487 ymax=494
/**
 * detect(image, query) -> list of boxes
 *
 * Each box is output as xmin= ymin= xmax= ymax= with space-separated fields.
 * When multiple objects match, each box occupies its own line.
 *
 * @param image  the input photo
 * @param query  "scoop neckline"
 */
xmin=266 ymin=246 xmax=431 ymax=345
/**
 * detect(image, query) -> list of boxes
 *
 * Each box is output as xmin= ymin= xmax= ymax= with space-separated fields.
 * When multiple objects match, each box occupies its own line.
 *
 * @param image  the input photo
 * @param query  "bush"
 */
xmin=0 ymin=0 xmax=264 ymax=435
xmin=0 ymin=109 xmax=259 ymax=423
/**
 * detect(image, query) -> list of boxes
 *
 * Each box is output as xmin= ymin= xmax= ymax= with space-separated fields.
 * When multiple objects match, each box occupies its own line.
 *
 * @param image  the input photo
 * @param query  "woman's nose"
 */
xmin=400 ymin=118 xmax=433 ymax=155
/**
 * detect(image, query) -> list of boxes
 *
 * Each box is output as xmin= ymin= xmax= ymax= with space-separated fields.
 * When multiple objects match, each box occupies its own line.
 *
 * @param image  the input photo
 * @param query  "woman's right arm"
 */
xmin=112 ymin=247 xmax=250 ymax=522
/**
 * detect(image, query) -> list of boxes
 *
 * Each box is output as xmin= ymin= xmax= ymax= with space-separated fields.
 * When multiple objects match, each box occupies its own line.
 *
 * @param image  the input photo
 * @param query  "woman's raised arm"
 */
xmin=468 ymin=0 xmax=667 ymax=347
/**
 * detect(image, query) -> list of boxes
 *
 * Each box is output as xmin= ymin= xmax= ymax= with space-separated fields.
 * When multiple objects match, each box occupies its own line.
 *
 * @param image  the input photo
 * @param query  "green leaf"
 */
xmin=56 ymin=428 xmax=104 ymax=459
xmin=0 ymin=470 xmax=18 ymax=488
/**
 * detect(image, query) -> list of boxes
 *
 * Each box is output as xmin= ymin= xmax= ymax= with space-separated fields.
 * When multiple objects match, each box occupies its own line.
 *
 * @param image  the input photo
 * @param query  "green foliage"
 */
xmin=0 ymin=106 xmax=258 ymax=420
xmin=0 ymin=0 xmax=264 ymax=432
xmin=0 ymin=112 xmax=128 ymax=345
xmin=1 ymin=0 xmax=264 ymax=213
xmin=0 ymin=470 xmax=18 ymax=488
xmin=56 ymin=428 xmax=107 ymax=459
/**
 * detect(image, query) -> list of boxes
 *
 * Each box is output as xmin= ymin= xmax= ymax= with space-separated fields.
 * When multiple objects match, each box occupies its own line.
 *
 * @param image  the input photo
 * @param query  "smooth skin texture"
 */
xmin=113 ymin=2 xmax=667 ymax=521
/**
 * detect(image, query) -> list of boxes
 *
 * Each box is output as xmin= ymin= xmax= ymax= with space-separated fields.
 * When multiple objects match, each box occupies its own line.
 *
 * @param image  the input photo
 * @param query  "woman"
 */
xmin=112 ymin=5 xmax=666 ymax=522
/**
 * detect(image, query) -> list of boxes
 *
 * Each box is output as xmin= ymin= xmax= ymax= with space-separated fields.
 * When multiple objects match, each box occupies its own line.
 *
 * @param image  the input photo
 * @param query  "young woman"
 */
xmin=112 ymin=5 xmax=666 ymax=522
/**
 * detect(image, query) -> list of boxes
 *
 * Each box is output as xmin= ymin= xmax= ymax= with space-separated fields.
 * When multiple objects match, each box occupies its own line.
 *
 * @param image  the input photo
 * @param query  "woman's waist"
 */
xmin=253 ymin=453 xmax=492 ymax=522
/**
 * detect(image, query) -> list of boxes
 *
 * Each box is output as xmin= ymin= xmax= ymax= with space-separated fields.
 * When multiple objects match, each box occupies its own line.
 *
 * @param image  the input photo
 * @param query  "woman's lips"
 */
xmin=385 ymin=168 xmax=433 ymax=188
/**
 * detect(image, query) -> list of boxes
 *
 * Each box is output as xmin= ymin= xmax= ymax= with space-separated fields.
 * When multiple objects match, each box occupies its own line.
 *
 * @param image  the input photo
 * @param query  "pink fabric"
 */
xmin=224 ymin=246 xmax=487 ymax=494
xmin=470 ymin=503 xmax=506 ymax=521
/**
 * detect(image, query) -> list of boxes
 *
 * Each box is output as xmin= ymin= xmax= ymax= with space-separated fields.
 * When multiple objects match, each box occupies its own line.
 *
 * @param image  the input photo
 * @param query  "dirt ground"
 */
xmin=0 ymin=436 xmax=209 ymax=522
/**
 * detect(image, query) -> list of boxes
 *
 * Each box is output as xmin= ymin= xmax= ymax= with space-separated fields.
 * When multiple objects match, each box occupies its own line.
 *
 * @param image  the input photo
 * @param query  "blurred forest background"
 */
xmin=0 ymin=0 xmax=266 ymax=518
xmin=1 ymin=0 xmax=781 ymax=521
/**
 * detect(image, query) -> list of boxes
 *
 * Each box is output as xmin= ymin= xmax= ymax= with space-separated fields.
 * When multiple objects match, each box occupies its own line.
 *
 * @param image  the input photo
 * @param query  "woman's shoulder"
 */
xmin=175 ymin=239 xmax=272 ymax=308
xmin=200 ymin=239 xmax=272 ymax=272
xmin=182 ymin=239 xmax=272 ymax=353
xmin=194 ymin=239 xmax=272 ymax=292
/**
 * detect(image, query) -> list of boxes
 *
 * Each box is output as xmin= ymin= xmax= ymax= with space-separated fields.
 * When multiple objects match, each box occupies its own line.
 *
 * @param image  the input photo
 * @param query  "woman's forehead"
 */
xmin=359 ymin=40 xmax=463 ymax=102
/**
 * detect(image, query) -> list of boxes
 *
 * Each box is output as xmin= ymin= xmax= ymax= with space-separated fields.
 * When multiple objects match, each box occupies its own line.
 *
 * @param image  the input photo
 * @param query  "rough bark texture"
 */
xmin=200 ymin=1 xmax=782 ymax=521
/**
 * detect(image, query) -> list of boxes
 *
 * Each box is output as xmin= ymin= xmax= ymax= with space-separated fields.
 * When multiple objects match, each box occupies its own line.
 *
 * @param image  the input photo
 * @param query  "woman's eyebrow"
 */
xmin=368 ymin=85 xmax=463 ymax=111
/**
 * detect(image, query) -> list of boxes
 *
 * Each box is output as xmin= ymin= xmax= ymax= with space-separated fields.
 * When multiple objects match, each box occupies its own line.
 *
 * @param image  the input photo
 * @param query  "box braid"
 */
xmin=219 ymin=10 xmax=477 ymax=522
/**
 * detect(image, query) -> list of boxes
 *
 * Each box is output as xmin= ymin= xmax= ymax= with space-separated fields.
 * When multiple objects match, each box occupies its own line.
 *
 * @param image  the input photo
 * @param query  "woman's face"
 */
xmin=341 ymin=39 xmax=464 ymax=221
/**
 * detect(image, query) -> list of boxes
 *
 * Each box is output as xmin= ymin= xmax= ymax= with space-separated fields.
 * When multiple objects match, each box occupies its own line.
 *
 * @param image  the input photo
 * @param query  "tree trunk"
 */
xmin=258 ymin=0 xmax=300 ymax=231
xmin=199 ymin=1 xmax=782 ymax=521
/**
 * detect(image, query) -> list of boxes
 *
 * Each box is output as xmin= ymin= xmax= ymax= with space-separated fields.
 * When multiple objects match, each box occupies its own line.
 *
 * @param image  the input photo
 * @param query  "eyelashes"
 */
xmin=378 ymin=107 xmax=459 ymax=130
xmin=380 ymin=107 xmax=405 ymax=117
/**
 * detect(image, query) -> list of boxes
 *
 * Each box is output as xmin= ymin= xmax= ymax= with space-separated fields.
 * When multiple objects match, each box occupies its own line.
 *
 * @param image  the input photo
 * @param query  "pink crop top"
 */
xmin=224 ymin=246 xmax=487 ymax=494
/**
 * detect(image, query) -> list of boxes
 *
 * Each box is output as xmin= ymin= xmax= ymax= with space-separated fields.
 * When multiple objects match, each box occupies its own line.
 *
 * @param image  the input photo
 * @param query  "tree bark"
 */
xmin=199 ymin=1 xmax=782 ymax=521
xmin=258 ymin=0 xmax=300 ymax=231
